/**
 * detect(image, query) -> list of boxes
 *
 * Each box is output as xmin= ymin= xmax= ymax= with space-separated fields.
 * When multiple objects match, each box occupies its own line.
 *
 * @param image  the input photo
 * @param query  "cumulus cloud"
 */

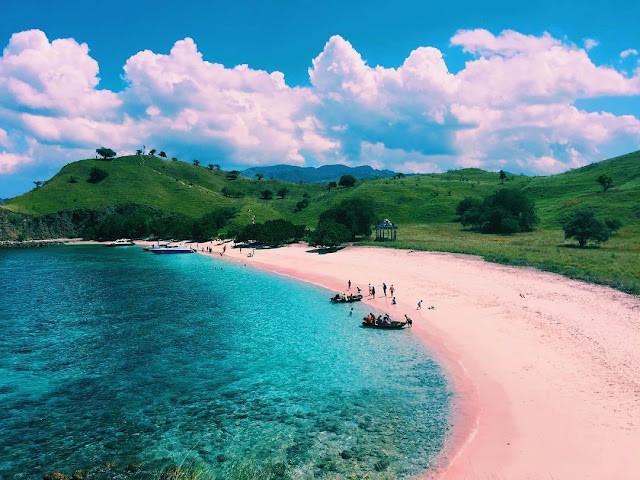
xmin=1 ymin=27 xmax=640 ymax=191
xmin=583 ymin=38 xmax=599 ymax=51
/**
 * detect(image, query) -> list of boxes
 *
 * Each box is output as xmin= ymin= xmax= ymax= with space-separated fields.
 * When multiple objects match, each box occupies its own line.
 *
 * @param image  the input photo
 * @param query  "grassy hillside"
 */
xmin=3 ymin=151 xmax=640 ymax=293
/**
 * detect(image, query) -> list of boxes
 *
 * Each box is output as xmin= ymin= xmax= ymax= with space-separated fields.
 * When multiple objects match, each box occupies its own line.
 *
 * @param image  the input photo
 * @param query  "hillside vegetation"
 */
xmin=3 ymin=151 xmax=640 ymax=293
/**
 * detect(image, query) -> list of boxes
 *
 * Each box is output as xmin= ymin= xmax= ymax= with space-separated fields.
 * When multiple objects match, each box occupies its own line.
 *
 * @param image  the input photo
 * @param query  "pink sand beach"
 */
xmin=190 ymin=241 xmax=640 ymax=480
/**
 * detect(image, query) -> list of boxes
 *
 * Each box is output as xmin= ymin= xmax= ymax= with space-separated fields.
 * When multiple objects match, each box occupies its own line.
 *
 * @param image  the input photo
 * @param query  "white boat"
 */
xmin=149 ymin=243 xmax=194 ymax=254
xmin=106 ymin=238 xmax=135 ymax=247
xmin=143 ymin=242 xmax=170 ymax=251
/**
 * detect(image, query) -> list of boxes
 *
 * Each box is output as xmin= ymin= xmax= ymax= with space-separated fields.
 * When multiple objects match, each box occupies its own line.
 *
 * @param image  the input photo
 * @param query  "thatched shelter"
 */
xmin=374 ymin=219 xmax=398 ymax=241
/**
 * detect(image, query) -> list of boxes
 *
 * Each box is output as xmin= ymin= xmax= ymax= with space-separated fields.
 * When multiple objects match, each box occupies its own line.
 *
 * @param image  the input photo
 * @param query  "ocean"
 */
xmin=0 ymin=245 xmax=451 ymax=478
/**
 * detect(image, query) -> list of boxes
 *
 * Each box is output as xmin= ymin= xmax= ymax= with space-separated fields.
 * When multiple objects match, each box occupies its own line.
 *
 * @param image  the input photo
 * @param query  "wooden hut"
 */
xmin=374 ymin=219 xmax=398 ymax=241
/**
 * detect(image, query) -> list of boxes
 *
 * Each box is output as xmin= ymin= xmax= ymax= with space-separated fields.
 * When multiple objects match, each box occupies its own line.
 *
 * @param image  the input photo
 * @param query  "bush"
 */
xmin=308 ymin=220 xmax=351 ymax=249
xmin=259 ymin=189 xmax=273 ymax=200
xmin=338 ymin=174 xmax=356 ymax=188
xmin=562 ymin=209 xmax=610 ymax=248
xmin=455 ymin=197 xmax=481 ymax=220
xmin=87 ymin=167 xmax=109 ymax=184
xmin=318 ymin=198 xmax=376 ymax=239
xmin=461 ymin=189 xmax=537 ymax=233
xmin=294 ymin=198 xmax=310 ymax=212
xmin=276 ymin=187 xmax=289 ymax=198
xmin=605 ymin=218 xmax=623 ymax=233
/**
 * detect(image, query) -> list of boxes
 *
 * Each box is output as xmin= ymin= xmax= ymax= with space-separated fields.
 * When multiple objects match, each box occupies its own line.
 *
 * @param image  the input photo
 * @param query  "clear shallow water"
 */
xmin=0 ymin=246 xmax=452 ymax=479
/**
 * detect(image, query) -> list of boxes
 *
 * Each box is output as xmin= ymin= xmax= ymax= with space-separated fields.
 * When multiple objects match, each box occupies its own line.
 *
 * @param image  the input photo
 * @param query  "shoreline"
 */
xmin=188 ymin=241 xmax=640 ymax=480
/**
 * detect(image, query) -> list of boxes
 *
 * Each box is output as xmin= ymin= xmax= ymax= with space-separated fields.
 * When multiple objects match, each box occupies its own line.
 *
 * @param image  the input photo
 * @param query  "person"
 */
xmin=392 ymin=297 xmax=397 ymax=305
xmin=349 ymin=307 xmax=353 ymax=316
xmin=382 ymin=283 xmax=387 ymax=296
xmin=357 ymin=287 xmax=362 ymax=294
xmin=417 ymin=300 xmax=423 ymax=310
xmin=223 ymin=245 xmax=227 ymax=254
xmin=348 ymin=279 xmax=351 ymax=290
xmin=368 ymin=283 xmax=371 ymax=295
xmin=371 ymin=286 xmax=376 ymax=298
xmin=404 ymin=314 xmax=413 ymax=327
xmin=390 ymin=284 xmax=395 ymax=296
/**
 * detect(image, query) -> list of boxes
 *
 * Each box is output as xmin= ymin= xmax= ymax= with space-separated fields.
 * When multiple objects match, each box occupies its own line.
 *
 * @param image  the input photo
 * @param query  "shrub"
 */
xmin=562 ymin=209 xmax=610 ymax=248
xmin=259 ymin=189 xmax=273 ymax=200
xmin=461 ymin=189 xmax=537 ymax=233
xmin=294 ymin=198 xmax=310 ymax=212
xmin=221 ymin=187 xmax=244 ymax=198
xmin=605 ymin=218 xmax=623 ymax=233
xmin=276 ymin=187 xmax=289 ymax=198
xmin=455 ymin=197 xmax=481 ymax=220
xmin=338 ymin=174 xmax=356 ymax=188
xmin=87 ymin=167 xmax=109 ymax=184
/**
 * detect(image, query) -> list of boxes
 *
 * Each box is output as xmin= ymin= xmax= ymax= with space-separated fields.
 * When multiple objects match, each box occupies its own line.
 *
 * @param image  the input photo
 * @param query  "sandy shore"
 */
xmin=188 ymin=241 xmax=640 ymax=480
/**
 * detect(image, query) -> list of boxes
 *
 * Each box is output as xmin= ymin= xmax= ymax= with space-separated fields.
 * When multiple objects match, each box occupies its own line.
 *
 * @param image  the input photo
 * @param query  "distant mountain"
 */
xmin=241 ymin=164 xmax=396 ymax=183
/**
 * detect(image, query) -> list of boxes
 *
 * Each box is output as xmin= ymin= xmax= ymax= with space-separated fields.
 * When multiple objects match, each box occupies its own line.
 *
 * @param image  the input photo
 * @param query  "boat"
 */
xmin=149 ymin=243 xmax=194 ymax=254
xmin=361 ymin=315 xmax=409 ymax=329
xmin=330 ymin=294 xmax=363 ymax=303
xmin=106 ymin=238 xmax=135 ymax=247
xmin=361 ymin=320 xmax=408 ymax=330
xmin=143 ymin=242 xmax=170 ymax=251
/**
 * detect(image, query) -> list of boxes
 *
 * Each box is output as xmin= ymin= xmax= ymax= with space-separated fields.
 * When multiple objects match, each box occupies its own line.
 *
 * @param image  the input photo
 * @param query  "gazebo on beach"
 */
xmin=374 ymin=219 xmax=398 ymax=241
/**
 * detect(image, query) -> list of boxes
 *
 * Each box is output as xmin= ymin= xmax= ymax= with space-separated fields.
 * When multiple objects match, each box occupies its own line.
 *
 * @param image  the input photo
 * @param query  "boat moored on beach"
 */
xmin=362 ymin=314 xmax=409 ymax=329
xmin=149 ymin=243 xmax=194 ymax=254
xmin=106 ymin=238 xmax=135 ymax=247
xmin=330 ymin=294 xmax=363 ymax=303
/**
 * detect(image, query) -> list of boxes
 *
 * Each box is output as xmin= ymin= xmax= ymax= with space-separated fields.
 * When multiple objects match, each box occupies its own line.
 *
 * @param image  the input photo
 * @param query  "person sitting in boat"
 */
xmin=333 ymin=293 xmax=341 ymax=301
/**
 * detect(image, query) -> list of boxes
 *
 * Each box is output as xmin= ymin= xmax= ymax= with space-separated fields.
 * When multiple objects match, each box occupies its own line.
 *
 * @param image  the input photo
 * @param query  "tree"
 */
xmin=227 ymin=170 xmax=240 ymax=180
xmin=308 ymin=220 xmax=352 ymax=249
xmin=455 ymin=197 xmax=481 ymax=220
xmin=171 ymin=157 xmax=178 ymax=162
xmin=327 ymin=181 xmax=337 ymax=191
xmin=461 ymin=189 xmax=537 ymax=233
xmin=294 ymin=198 xmax=310 ymax=212
xmin=214 ymin=164 xmax=221 ymax=170
xmin=597 ymin=173 xmax=613 ymax=192
xmin=499 ymin=170 xmax=507 ymax=182
xmin=255 ymin=173 xmax=264 ymax=180
xmin=318 ymin=198 xmax=376 ymax=239
xmin=159 ymin=151 xmax=167 ymax=159
xmin=96 ymin=147 xmax=116 ymax=160
xmin=562 ymin=209 xmax=610 ymax=248
xmin=260 ymin=189 xmax=274 ymax=200
xmin=207 ymin=164 xmax=214 ymax=171
xmin=136 ymin=149 xmax=143 ymax=155
xmin=395 ymin=172 xmax=405 ymax=179
xmin=221 ymin=187 xmax=244 ymax=198
xmin=235 ymin=219 xmax=305 ymax=247
xmin=33 ymin=181 xmax=43 ymax=189
xmin=193 ymin=159 xmax=200 ymax=166
xmin=338 ymin=174 xmax=356 ymax=188
xmin=149 ymin=149 xmax=157 ymax=156
xmin=88 ymin=167 xmax=109 ymax=184
xmin=277 ymin=187 xmax=289 ymax=199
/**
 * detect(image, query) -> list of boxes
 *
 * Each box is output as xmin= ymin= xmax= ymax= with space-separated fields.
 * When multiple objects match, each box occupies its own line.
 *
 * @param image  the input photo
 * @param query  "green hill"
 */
xmin=3 ymin=151 xmax=640 ymax=293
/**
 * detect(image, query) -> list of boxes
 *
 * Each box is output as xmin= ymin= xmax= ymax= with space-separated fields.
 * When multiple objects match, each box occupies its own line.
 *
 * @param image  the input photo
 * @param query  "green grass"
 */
xmin=3 ymin=151 xmax=640 ymax=293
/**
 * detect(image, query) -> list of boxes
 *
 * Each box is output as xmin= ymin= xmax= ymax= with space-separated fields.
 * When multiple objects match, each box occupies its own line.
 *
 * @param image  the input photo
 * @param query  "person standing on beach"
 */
xmin=417 ymin=300 xmax=423 ymax=310
xmin=368 ymin=284 xmax=371 ymax=296
xmin=382 ymin=283 xmax=387 ymax=296
xmin=348 ymin=279 xmax=351 ymax=290
xmin=390 ymin=284 xmax=395 ymax=297
xmin=371 ymin=286 xmax=376 ymax=298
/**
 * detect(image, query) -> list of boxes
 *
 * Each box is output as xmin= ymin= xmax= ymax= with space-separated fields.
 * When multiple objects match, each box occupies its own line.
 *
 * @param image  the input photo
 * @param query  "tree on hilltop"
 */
xmin=171 ymin=157 xmax=178 ymax=162
xmin=207 ymin=164 xmax=214 ymax=171
xmin=96 ymin=147 xmax=116 ymax=160
xmin=214 ymin=164 xmax=221 ymax=170
xmin=596 ymin=173 xmax=613 ymax=192
xmin=193 ymin=159 xmax=200 ymax=166
xmin=149 ymin=149 xmax=157 ymax=156
xmin=338 ymin=174 xmax=356 ymax=188
xmin=159 ymin=151 xmax=167 ymax=159
xmin=499 ymin=170 xmax=507 ymax=182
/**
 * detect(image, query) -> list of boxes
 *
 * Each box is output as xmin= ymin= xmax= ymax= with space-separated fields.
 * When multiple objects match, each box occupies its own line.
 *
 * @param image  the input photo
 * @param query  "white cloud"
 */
xmin=620 ymin=48 xmax=639 ymax=59
xmin=1 ymin=28 xmax=640 ymax=186
xmin=583 ymin=38 xmax=599 ymax=51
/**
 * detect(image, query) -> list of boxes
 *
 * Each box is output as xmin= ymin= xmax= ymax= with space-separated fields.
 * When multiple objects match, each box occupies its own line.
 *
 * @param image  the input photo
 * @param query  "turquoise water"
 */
xmin=0 ymin=246 xmax=452 ymax=479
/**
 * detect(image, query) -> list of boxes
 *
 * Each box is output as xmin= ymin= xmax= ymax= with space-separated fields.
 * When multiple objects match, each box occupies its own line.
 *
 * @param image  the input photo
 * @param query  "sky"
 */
xmin=1 ymin=0 xmax=640 ymax=197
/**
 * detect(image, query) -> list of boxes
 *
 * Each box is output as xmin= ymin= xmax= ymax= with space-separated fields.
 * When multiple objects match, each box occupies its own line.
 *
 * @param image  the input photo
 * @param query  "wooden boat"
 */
xmin=330 ymin=294 xmax=363 ymax=303
xmin=361 ymin=320 xmax=408 ymax=330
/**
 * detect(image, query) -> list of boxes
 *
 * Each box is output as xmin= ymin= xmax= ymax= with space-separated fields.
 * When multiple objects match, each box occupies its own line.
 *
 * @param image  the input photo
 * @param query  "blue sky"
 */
xmin=1 ymin=0 xmax=640 ymax=197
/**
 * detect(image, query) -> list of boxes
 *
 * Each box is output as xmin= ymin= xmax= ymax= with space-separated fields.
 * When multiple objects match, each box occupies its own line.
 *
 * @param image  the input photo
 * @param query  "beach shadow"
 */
xmin=306 ymin=246 xmax=345 ymax=255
